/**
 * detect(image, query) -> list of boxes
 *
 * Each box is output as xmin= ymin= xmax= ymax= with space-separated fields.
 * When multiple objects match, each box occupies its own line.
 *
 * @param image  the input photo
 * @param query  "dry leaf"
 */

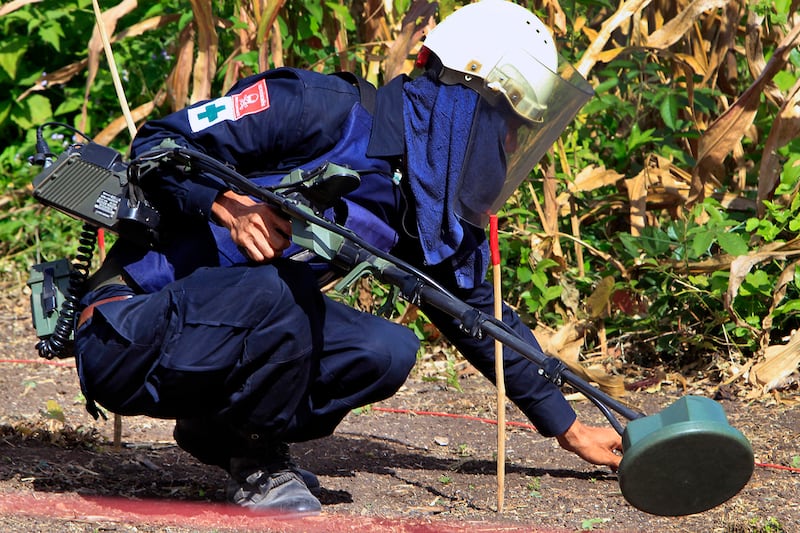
xmin=253 ymin=1 xmax=285 ymax=74
xmin=727 ymin=242 xmax=800 ymax=320
xmin=762 ymin=259 xmax=800 ymax=335
xmin=383 ymin=0 xmax=437 ymax=80
xmin=576 ymin=0 xmax=653 ymax=77
xmin=586 ymin=276 xmax=615 ymax=319
xmin=167 ymin=24 xmax=196 ymax=112
xmin=702 ymin=1 xmax=740 ymax=85
xmin=691 ymin=20 xmax=800 ymax=203
xmin=17 ymin=59 xmax=89 ymax=102
xmin=645 ymin=0 xmax=730 ymax=50
xmin=94 ymin=91 xmax=166 ymax=146
xmin=189 ymin=0 xmax=218 ymax=104
xmin=533 ymin=323 xmax=626 ymax=397
xmin=744 ymin=11 xmax=786 ymax=107
xmin=0 ymin=0 xmax=42 ymax=17
xmin=756 ymin=78 xmax=800 ymax=214
xmin=567 ymin=165 xmax=623 ymax=193
xmin=748 ymin=330 xmax=800 ymax=393
xmin=625 ymin=169 xmax=648 ymax=236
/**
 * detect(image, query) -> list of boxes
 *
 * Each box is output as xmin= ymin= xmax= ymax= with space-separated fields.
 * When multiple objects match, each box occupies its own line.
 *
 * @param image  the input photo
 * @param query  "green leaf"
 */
xmin=774 ymin=299 xmax=800 ymax=316
xmin=326 ymin=2 xmax=355 ymax=31
xmin=516 ymin=266 xmax=532 ymax=283
xmin=305 ymin=2 xmax=324 ymax=19
xmin=530 ymin=269 xmax=547 ymax=292
xmin=46 ymin=399 xmax=65 ymax=422
xmin=640 ymin=227 xmax=672 ymax=257
xmin=54 ymin=97 xmax=84 ymax=117
xmin=716 ymin=232 xmax=748 ymax=256
xmin=627 ymin=124 xmax=659 ymax=151
xmin=393 ymin=0 xmax=411 ymax=15
xmin=755 ymin=220 xmax=781 ymax=242
xmin=616 ymin=233 xmax=638 ymax=259
xmin=740 ymin=270 xmax=771 ymax=297
xmin=691 ymin=229 xmax=715 ymax=259
xmin=687 ymin=274 xmax=709 ymax=288
xmin=11 ymin=94 xmax=52 ymax=130
xmin=593 ymin=77 xmax=619 ymax=94
xmin=543 ymin=285 xmax=563 ymax=303
xmin=0 ymin=99 xmax=11 ymax=127
xmin=0 ymin=37 xmax=27 ymax=79
xmin=659 ymin=94 xmax=679 ymax=130
xmin=40 ymin=22 xmax=66 ymax=52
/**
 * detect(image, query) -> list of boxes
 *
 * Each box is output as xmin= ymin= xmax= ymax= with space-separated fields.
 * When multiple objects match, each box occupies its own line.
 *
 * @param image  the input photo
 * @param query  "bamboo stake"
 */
xmin=96 ymin=228 xmax=121 ymax=448
xmin=489 ymin=215 xmax=506 ymax=512
xmin=91 ymin=0 xmax=137 ymax=139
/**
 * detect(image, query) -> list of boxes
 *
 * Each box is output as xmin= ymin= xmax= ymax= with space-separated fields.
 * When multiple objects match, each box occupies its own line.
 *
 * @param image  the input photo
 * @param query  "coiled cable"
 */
xmin=36 ymin=223 xmax=96 ymax=359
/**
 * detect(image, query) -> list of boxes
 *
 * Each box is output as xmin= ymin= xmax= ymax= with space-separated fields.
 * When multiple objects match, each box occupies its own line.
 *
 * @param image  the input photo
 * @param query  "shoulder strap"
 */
xmin=331 ymin=71 xmax=377 ymax=114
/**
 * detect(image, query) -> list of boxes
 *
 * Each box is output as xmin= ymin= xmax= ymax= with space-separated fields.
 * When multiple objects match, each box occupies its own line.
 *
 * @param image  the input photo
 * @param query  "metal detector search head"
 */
xmin=618 ymin=395 xmax=754 ymax=516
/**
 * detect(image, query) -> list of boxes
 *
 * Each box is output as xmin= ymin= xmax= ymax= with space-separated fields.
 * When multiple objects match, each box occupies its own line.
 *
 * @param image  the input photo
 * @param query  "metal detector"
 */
xmin=30 ymin=140 xmax=755 ymax=516
xmin=149 ymin=145 xmax=754 ymax=517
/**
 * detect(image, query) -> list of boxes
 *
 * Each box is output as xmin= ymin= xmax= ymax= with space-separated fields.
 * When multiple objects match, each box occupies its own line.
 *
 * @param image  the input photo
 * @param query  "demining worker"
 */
xmin=74 ymin=0 xmax=622 ymax=515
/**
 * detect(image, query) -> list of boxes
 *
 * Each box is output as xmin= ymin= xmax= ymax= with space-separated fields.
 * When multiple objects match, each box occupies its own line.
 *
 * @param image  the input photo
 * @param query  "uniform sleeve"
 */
xmin=421 ymin=280 xmax=577 ymax=437
xmin=129 ymin=69 xmax=360 ymax=220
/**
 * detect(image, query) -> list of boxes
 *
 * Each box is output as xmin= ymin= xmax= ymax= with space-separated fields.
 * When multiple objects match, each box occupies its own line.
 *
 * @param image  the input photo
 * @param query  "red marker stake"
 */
xmin=490 ymin=215 xmax=505 ymax=512
xmin=96 ymin=227 xmax=123 ymax=448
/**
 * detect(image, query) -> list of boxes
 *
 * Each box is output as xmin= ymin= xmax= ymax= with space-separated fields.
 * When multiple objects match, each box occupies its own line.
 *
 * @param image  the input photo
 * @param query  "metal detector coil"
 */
xmin=618 ymin=395 xmax=754 ymax=516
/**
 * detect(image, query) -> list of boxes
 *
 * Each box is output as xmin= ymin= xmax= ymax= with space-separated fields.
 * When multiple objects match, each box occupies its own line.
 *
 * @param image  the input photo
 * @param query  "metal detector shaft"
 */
xmin=377 ymin=262 xmax=645 ymax=429
xmin=329 ymin=238 xmax=645 ymax=433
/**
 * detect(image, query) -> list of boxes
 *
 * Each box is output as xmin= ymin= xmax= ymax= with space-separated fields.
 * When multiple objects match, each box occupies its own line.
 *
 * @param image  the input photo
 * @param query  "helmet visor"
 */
xmin=455 ymin=60 xmax=594 ymax=227
xmin=483 ymin=47 xmax=556 ymax=122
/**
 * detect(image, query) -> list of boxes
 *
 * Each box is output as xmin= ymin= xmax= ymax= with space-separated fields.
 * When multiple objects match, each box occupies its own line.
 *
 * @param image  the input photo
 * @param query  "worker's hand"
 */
xmin=212 ymin=190 xmax=292 ymax=262
xmin=556 ymin=418 xmax=623 ymax=471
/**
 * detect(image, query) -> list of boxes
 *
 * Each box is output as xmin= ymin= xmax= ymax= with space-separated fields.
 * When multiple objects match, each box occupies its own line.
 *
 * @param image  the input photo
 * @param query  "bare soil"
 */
xmin=0 ymin=285 xmax=798 ymax=532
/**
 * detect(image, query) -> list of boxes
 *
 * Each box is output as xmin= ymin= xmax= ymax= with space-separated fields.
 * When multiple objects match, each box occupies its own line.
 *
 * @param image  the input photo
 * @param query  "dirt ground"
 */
xmin=0 ymin=284 xmax=798 ymax=532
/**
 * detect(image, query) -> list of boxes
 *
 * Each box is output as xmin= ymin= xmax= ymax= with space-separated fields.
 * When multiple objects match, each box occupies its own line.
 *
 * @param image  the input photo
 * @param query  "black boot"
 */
xmin=174 ymin=418 xmax=320 ymax=492
xmin=227 ymin=443 xmax=322 ymax=515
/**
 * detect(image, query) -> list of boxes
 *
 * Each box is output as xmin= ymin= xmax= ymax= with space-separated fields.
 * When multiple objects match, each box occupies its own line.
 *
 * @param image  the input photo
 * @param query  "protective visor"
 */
xmin=454 ymin=58 xmax=594 ymax=227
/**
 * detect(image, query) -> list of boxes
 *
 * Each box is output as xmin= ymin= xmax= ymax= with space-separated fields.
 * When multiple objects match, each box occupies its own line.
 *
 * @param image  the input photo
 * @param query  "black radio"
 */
xmin=28 ymin=124 xmax=160 ymax=359
xmin=32 ymin=141 xmax=159 ymax=246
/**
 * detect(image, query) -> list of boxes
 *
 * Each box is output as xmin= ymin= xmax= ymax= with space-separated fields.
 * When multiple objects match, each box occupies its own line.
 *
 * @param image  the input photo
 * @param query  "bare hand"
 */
xmin=211 ymin=190 xmax=292 ymax=262
xmin=556 ymin=419 xmax=623 ymax=470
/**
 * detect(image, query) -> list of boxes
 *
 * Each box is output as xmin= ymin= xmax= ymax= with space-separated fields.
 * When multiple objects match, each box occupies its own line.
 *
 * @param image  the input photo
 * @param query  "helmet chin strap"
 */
xmin=422 ymin=51 xmax=511 ymax=119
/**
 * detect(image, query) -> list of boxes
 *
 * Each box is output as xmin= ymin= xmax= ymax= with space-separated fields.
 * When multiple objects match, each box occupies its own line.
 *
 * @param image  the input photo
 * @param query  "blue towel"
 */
xmin=403 ymin=73 xmax=490 ymax=289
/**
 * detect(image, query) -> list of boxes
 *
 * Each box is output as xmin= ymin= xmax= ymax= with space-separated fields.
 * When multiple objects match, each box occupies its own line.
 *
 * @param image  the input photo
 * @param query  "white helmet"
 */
xmin=417 ymin=0 xmax=595 ymax=227
xmin=421 ymin=0 xmax=559 ymax=122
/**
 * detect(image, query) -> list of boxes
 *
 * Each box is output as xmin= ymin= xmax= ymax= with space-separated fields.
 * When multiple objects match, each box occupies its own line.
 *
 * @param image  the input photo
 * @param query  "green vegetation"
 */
xmin=1 ymin=0 xmax=798 ymax=378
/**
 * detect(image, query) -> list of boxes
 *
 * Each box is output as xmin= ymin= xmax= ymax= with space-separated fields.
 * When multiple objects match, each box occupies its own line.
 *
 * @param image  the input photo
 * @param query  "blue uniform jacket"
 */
xmin=112 ymin=67 xmax=576 ymax=437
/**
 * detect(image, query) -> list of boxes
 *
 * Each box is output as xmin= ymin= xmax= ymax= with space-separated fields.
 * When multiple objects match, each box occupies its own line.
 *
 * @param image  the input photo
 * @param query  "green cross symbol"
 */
xmin=198 ymin=102 xmax=226 ymax=122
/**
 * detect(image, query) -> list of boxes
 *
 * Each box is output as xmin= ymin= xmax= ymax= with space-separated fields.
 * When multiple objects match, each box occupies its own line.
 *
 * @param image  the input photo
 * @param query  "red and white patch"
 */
xmin=188 ymin=79 xmax=270 ymax=132
xmin=232 ymin=79 xmax=270 ymax=119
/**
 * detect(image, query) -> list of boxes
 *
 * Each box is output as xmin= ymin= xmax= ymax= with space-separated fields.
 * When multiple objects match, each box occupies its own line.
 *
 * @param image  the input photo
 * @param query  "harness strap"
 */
xmin=331 ymin=71 xmax=377 ymax=114
xmin=77 ymin=295 xmax=133 ymax=329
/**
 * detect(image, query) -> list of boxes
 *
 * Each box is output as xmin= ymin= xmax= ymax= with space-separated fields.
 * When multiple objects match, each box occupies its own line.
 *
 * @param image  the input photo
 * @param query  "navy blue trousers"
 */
xmin=75 ymin=262 xmax=419 ymax=462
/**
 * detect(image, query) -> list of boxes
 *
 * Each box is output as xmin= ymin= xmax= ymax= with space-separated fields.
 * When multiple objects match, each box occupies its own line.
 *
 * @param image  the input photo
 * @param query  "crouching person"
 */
xmin=75 ymin=254 xmax=419 ymax=514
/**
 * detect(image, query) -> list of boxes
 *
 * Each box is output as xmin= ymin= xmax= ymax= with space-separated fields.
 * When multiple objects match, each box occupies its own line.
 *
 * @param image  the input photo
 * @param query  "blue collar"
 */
xmin=366 ymin=75 xmax=407 ymax=159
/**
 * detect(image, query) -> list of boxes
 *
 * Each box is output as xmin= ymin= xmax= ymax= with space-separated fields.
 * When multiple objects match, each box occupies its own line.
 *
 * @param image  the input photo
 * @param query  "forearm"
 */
xmin=422 ymin=281 xmax=576 ymax=437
